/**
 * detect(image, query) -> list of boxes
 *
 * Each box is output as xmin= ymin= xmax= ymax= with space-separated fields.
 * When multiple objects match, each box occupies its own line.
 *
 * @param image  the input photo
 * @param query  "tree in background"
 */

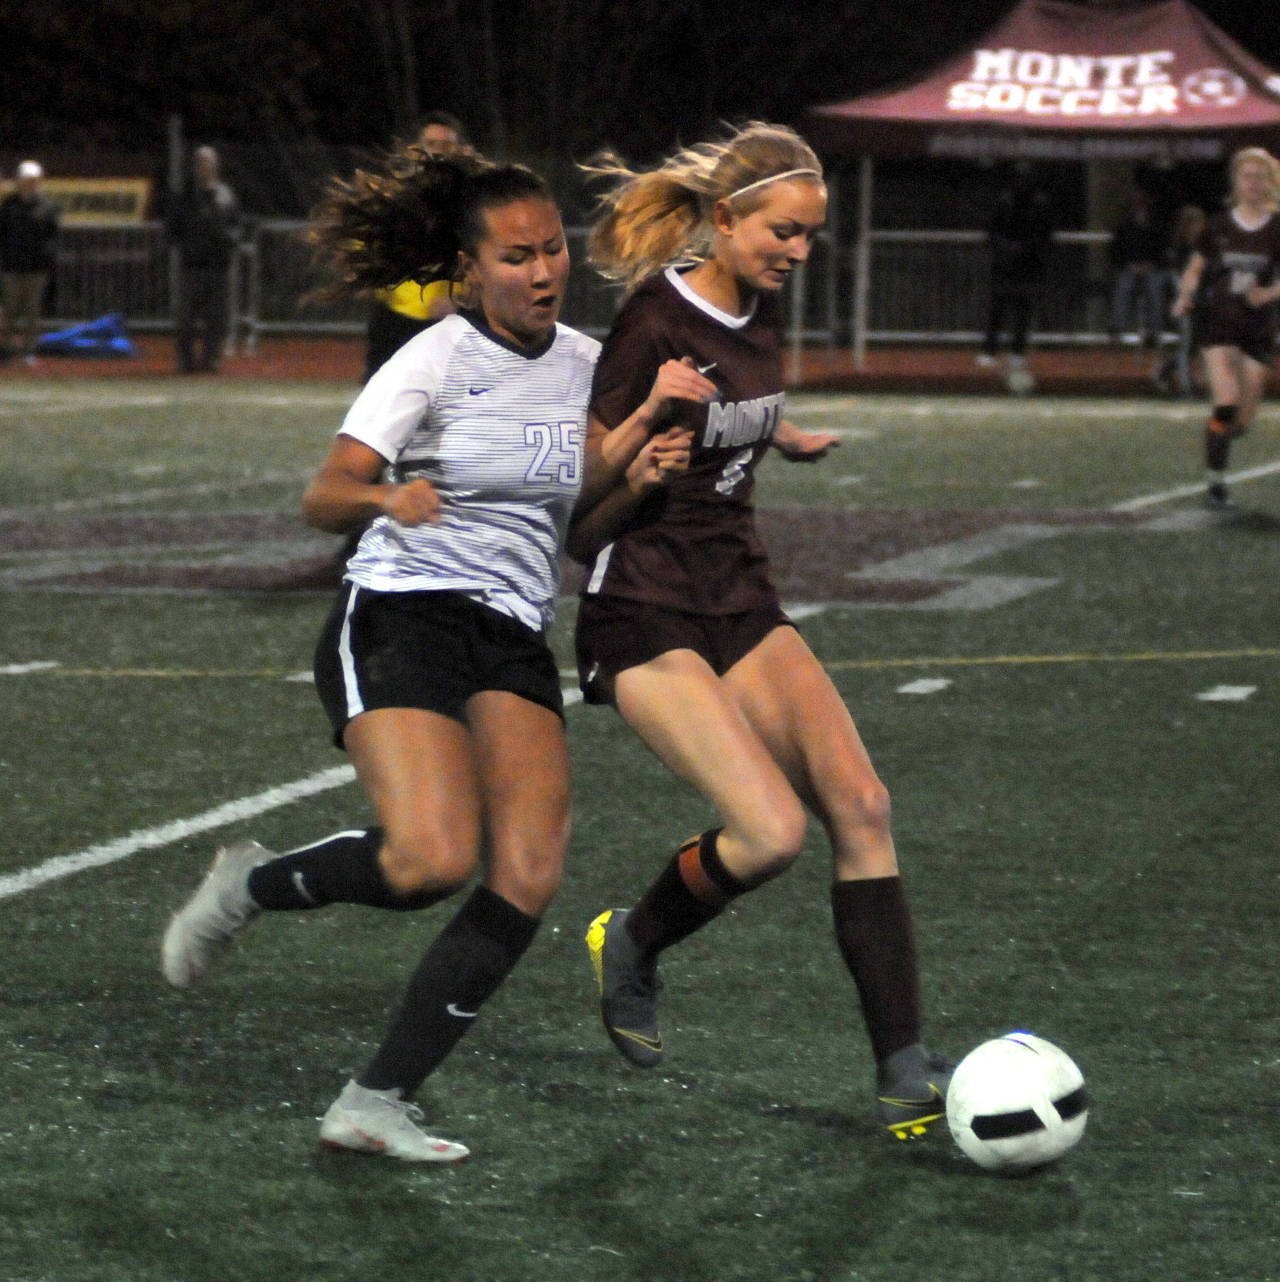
xmin=0 ymin=0 xmax=1022 ymax=214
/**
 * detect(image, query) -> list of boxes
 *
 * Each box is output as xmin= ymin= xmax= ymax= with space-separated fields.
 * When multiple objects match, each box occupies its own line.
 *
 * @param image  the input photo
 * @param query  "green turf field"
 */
xmin=1 ymin=379 xmax=1276 ymax=1282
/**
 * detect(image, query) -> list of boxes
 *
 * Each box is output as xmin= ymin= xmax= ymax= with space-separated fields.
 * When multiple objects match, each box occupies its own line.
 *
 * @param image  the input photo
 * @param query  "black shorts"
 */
xmin=315 ymin=585 xmax=564 ymax=747
xmin=574 ymin=594 xmax=792 ymax=705
xmin=1195 ymin=308 xmax=1276 ymax=365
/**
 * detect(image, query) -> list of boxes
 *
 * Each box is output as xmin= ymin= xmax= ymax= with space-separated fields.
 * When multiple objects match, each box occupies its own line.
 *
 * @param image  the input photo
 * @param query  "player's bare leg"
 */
xmin=724 ymin=626 xmax=953 ymax=1137
xmin=1201 ymin=346 xmax=1268 ymax=507
xmin=325 ymin=696 xmax=567 ymax=1160
xmin=586 ymin=650 xmax=806 ymax=1066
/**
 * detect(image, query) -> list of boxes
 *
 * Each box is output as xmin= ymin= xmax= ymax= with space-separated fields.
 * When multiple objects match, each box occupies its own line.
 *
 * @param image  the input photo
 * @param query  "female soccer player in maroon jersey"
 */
xmin=570 ymin=122 xmax=952 ymax=1140
xmin=1173 ymin=146 xmax=1280 ymax=508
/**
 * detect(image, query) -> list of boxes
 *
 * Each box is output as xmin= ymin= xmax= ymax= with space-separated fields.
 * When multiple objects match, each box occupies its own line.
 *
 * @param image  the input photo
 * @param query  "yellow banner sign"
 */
xmin=0 ymin=177 xmax=152 ymax=224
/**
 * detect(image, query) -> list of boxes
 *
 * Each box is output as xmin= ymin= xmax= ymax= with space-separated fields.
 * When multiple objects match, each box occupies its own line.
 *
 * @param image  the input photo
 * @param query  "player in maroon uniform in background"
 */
xmin=1173 ymin=147 xmax=1280 ymax=508
xmin=570 ymin=122 xmax=953 ymax=1140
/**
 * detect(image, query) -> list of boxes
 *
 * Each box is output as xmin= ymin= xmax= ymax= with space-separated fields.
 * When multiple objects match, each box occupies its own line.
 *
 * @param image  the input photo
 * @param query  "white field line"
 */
xmin=0 ymin=472 xmax=312 ymax=520
xmin=790 ymin=394 xmax=1221 ymax=420
xmin=0 ymin=765 xmax=356 ymax=902
xmin=790 ymin=394 xmax=1264 ymax=423
xmin=1195 ymin=685 xmax=1257 ymax=702
xmin=897 ymin=678 xmax=953 ymax=695
xmin=2 ymin=678 xmax=585 ymax=900
xmin=209 ymin=393 xmax=353 ymax=409
xmin=0 ymin=391 xmax=350 ymax=414
xmin=0 ymin=394 xmax=172 ymax=417
xmin=1110 ymin=457 xmax=1280 ymax=512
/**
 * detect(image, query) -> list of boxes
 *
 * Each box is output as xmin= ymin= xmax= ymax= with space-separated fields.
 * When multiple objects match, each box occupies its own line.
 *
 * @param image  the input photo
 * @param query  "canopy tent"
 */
xmin=809 ymin=0 xmax=1280 ymax=161
xmin=805 ymin=0 xmax=1280 ymax=363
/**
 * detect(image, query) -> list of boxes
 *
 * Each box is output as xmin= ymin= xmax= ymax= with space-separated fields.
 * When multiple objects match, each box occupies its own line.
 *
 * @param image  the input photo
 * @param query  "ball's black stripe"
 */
xmin=1054 ymin=1087 xmax=1088 ymax=1121
xmin=971 ymin=1109 xmax=1045 ymax=1140
xmin=970 ymin=1087 xmax=1087 ymax=1140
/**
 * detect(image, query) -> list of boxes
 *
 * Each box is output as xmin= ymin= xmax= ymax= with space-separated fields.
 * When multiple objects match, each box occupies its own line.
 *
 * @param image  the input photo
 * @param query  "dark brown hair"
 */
xmin=307 ymin=140 xmax=553 ymax=300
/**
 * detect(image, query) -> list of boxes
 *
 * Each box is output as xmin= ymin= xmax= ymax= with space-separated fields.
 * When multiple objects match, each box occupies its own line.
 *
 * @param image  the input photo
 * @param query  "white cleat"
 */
xmin=161 ymin=840 xmax=270 ymax=988
xmin=319 ymin=1080 xmax=469 ymax=1163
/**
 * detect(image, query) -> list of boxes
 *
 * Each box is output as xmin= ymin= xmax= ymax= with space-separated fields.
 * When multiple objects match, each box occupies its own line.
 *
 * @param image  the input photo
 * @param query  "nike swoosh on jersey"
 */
xmin=468 ymin=386 xmax=491 ymax=395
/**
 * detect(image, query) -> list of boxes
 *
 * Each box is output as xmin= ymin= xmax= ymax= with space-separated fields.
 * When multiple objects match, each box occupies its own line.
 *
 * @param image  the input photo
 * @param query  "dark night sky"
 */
xmin=5 ymin=1 xmax=1279 ymax=150
xmin=2 ymin=1 xmax=1278 ymax=217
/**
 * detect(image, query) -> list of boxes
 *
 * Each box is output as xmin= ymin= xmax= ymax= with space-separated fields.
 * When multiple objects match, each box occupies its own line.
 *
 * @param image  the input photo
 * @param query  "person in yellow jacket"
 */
xmin=362 ymin=112 xmax=469 ymax=383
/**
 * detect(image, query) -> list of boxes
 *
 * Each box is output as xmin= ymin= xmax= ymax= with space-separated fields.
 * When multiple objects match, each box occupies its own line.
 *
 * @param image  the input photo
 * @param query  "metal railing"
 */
xmin=859 ymin=229 xmax=1113 ymax=345
xmin=41 ymin=220 xmax=1112 ymax=354
xmin=236 ymin=222 xmax=841 ymax=353
xmin=45 ymin=223 xmax=173 ymax=330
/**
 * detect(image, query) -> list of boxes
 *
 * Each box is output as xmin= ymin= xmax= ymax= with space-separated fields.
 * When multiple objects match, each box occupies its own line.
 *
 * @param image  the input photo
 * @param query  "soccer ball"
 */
xmin=1005 ymin=364 xmax=1036 ymax=396
xmin=946 ymin=1032 xmax=1088 ymax=1174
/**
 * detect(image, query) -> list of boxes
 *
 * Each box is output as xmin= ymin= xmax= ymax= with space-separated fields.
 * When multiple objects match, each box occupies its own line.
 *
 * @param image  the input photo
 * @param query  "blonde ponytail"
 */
xmin=585 ymin=122 xmax=823 ymax=288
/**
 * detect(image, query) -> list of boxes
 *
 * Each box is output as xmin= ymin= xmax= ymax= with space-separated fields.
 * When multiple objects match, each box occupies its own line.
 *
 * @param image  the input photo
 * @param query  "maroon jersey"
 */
xmin=581 ymin=267 xmax=785 ymax=614
xmin=1193 ymin=208 xmax=1280 ymax=335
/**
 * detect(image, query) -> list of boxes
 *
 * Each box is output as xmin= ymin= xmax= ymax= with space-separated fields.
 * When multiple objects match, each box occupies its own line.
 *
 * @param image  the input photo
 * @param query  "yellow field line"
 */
xmin=827 ymin=647 xmax=1280 ymax=671
xmin=4 ymin=647 xmax=1276 ymax=680
xmin=18 ymin=667 xmax=300 ymax=679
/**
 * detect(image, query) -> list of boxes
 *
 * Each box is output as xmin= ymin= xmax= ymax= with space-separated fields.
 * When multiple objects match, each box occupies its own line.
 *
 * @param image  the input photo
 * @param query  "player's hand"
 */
xmin=1244 ymin=283 xmax=1276 ymax=309
xmin=1170 ymin=294 xmax=1190 ymax=319
xmin=639 ymin=357 xmax=719 ymax=422
xmin=383 ymin=477 xmax=442 ymax=525
xmin=772 ymin=418 xmax=840 ymax=461
xmin=626 ymin=427 xmax=693 ymax=493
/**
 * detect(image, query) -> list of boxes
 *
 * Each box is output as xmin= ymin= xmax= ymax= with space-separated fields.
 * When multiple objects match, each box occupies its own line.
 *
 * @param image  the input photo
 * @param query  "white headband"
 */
xmin=726 ymin=168 xmax=822 ymax=203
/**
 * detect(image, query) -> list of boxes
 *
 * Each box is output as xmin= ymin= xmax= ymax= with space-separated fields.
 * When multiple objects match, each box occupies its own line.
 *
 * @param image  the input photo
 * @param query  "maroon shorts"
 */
xmin=574 ymin=594 xmax=792 ymax=704
xmin=1195 ymin=304 xmax=1276 ymax=365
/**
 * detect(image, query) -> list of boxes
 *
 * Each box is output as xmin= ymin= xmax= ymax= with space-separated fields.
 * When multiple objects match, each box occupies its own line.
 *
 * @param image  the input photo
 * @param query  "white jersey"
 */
xmin=339 ymin=311 xmax=600 ymax=632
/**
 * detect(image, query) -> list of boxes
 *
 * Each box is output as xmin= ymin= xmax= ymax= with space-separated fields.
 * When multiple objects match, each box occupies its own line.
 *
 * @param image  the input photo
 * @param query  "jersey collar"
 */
xmin=1230 ymin=207 xmax=1274 ymax=234
xmin=458 ymin=307 xmax=557 ymax=359
xmin=665 ymin=266 xmax=756 ymax=330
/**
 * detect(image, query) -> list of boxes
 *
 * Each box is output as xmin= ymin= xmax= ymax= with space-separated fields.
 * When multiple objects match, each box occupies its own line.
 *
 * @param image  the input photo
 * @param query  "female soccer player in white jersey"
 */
xmin=161 ymin=142 xmax=686 ymax=1162
xmin=571 ymin=123 xmax=953 ymax=1140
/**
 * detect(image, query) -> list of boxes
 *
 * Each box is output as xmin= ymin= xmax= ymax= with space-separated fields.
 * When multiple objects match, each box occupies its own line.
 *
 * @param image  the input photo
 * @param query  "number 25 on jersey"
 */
xmin=524 ymin=421 xmax=583 ymax=486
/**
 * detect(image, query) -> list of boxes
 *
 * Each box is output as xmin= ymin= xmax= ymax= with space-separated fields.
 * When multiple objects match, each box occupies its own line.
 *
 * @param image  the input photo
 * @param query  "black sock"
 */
xmin=359 ymin=885 xmax=540 ymax=1096
xmin=830 ymin=877 xmax=923 ymax=1065
xmin=246 ymin=828 xmax=448 ymax=912
xmin=1206 ymin=405 xmax=1236 ymax=471
xmin=624 ymin=829 xmax=761 ymax=960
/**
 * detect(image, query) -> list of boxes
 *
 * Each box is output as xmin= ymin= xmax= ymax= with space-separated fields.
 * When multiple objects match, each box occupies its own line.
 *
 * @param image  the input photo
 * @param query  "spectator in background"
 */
xmin=976 ymin=162 xmax=1054 ymax=392
xmin=0 ymin=160 xmax=60 ymax=366
xmin=362 ymin=111 xmax=471 ymax=383
xmin=1151 ymin=203 xmax=1206 ymax=397
xmin=1108 ymin=189 xmax=1165 ymax=347
xmin=167 ymin=145 xmax=241 ymax=373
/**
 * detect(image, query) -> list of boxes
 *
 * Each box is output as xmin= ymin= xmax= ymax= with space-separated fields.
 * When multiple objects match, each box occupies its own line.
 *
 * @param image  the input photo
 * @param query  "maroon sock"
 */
xmin=1206 ymin=405 xmax=1237 ymax=471
xmin=830 ymin=876 xmax=923 ymax=1064
xmin=623 ymin=829 xmax=753 ymax=960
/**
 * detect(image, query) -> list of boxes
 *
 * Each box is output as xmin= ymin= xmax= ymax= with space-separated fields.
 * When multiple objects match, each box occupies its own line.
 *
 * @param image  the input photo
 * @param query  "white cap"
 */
xmin=17 ymin=160 xmax=43 ymax=179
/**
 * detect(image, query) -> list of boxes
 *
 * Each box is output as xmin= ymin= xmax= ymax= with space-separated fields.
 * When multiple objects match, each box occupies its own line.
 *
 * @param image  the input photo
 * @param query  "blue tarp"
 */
xmin=35 ymin=313 xmax=136 ymax=359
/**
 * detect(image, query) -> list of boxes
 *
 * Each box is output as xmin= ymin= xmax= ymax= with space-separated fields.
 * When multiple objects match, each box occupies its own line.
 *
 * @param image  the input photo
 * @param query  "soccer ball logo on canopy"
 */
xmin=1182 ymin=68 xmax=1246 ymax=109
